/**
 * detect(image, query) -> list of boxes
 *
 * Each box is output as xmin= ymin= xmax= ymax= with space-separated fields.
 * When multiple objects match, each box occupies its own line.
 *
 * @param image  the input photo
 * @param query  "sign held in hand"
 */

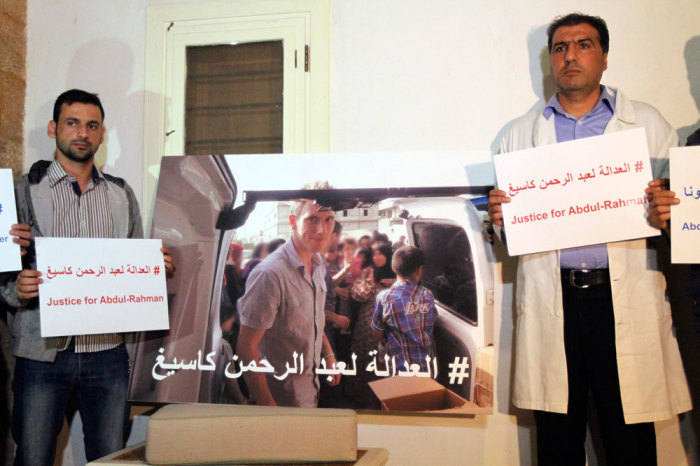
xmin=493 ymin=128 xmax=659 ymax=256
xmin=37 ymin=237 xmax=170 ymax=337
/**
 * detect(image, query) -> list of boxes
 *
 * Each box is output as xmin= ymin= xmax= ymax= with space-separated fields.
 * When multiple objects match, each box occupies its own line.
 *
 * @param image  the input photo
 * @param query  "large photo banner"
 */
xmin=493 ymin=128 xmax=658 ymax=256
xmin=129 ymin=153 xmax=495 ymax=415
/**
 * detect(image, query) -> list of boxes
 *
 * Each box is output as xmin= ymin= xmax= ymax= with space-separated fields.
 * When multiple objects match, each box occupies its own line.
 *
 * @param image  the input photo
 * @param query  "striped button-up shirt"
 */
xmin=49 ymin=161 xmax=123 ymax=353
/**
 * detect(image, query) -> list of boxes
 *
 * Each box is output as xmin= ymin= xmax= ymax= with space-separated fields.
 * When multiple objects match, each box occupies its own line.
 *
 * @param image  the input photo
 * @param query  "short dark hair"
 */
xmin=547 ymin=13 xmax=609 ymax=54
xmin=53 ymin=89 xmax=105 ymax=123
xmin=392 ymin=246 xmax=424 ymax=279
xmin=371 ymin=231 xmax=390 ymax=245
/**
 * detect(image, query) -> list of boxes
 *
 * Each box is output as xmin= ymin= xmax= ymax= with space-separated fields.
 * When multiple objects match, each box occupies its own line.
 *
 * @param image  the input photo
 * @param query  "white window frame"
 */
xmin=143 ymin=0 xmax=330 ymax=221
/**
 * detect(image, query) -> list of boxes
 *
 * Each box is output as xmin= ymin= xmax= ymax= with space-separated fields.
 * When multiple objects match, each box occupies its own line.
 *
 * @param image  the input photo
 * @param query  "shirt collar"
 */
xmin=543 ymin=85 xmax=615 ymax=120
xmin=48 ymin=160 xmax=103 ymax=188
xmin=281 ymin=237 xmax=322 ymax=272
xmin=397 ymin=278 xmax=417 ymax=285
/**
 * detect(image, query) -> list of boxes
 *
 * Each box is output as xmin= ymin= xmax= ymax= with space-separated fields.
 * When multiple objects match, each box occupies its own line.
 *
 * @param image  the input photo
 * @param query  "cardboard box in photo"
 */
xmin=368 ymin=377 xmax=492 ymax=414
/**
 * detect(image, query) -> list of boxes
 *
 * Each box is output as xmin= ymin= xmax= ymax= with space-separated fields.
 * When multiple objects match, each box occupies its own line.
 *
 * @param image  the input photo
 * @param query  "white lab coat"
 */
xmin=498 ymin=87 xmax=692 ymax=423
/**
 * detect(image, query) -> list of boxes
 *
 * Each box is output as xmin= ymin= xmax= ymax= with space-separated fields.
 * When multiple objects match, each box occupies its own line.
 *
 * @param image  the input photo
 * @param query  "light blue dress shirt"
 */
xmin=543 ymin=86 xmax=615 ymax=269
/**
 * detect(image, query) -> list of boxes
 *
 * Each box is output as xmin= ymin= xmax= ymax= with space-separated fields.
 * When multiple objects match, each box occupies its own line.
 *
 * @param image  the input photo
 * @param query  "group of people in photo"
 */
xmin=222 ymin=228 xmax=438 ymax=411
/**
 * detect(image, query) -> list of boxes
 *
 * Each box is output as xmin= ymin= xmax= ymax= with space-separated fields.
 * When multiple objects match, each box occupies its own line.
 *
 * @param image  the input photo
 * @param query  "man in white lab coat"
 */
xmin=489 ymin=13 xmax=691 ymax=466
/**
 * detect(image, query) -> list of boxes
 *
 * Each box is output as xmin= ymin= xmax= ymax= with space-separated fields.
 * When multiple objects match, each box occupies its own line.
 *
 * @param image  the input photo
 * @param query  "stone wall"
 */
xmin=0 ymin=0 xmax=26 ymax=178
xmin=0 ymin=2 xmax=25 ymax=464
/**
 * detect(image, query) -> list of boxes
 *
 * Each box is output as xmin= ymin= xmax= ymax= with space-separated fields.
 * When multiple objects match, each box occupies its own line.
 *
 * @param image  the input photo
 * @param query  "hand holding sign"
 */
xmin=10 ymin=223 xmax=33 ymax=256
xmin=16 ymin=269 xmax=42 ymax=300
xmin=645 ymin=178 xmax=678 ymax=232
xmin=161 ymin=247 xmax=176 ymax=277
xmin=488 ymin=188 xmax=510 ymax=227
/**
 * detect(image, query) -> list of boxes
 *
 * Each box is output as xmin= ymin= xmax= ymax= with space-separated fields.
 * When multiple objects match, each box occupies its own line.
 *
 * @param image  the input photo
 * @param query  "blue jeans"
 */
xmin=12 ymin=344 xmax=129 ymax=465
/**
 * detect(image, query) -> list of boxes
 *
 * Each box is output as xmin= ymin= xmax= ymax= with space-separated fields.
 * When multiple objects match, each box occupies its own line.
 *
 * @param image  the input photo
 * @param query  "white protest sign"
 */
xmin=0 ymin=169 xmax=21 ymax=272
xmin=670 ymin=146 xmax=700 ymax=263
xmin=494 ymin=128 xmax=658 ymax=256
xmin=37 ymin=237 xmax=169 ymax=336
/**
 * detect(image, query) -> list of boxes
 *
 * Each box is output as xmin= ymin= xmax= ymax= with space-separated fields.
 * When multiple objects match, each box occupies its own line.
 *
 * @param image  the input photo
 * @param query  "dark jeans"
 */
xmin=534 ymin=275 xmax=656 ymax=466
xmin=12 ymin=344 xmax=129 ymax=465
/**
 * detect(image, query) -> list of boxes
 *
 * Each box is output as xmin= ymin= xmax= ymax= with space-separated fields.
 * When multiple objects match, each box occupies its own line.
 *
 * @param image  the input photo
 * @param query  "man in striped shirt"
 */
xmin=5 ymin=89 xmax=173 ymax=465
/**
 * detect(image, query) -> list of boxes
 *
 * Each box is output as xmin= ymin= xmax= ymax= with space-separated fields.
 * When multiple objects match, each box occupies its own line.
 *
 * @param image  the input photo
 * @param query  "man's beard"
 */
xmin=57 ymin=139 xmax=95 ymax=163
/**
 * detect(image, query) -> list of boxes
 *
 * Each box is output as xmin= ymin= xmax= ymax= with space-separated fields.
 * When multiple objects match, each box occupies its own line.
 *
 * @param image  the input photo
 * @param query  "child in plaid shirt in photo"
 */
xmin=370 ymin=246 xmax=438 ymax=372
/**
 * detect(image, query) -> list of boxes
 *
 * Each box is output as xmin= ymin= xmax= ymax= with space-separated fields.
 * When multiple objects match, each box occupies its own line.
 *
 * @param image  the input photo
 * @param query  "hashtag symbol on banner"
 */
xmin=447 ymin=356 xmax=470 ymax=385
xmin=634 ymin=160 xmax=644 ymax=173
xmin=153 ymin=265 xmax=161 ymax=275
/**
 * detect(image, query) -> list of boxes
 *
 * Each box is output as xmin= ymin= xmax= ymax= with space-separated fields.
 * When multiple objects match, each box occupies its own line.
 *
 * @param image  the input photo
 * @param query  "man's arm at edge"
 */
xmin=237 ymin=324 xmax=277 ymax=406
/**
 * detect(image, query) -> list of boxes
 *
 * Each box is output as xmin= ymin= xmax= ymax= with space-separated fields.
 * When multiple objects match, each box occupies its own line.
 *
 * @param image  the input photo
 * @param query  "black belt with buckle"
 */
xmin=561 ymin=268 xmax=609 ymax=289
